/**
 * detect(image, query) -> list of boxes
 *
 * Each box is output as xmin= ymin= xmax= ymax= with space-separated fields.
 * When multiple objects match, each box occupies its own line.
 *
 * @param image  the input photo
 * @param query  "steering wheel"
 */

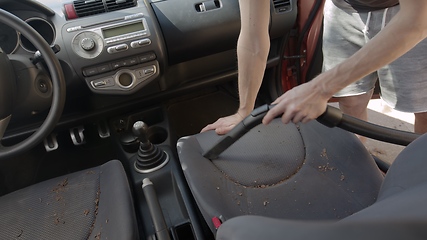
xmin=0 ymin=8 xmax=66 ymax=159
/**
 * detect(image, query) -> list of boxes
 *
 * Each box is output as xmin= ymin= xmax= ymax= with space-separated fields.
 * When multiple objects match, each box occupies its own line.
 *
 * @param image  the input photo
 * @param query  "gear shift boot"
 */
xmin=132 ymin=121 xmax=169 ymax=173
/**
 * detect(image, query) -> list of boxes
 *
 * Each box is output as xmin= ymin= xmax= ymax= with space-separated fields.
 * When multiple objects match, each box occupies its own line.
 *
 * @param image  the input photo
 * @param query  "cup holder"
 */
xmin=147 ymin=126 xmax=168 ymax=144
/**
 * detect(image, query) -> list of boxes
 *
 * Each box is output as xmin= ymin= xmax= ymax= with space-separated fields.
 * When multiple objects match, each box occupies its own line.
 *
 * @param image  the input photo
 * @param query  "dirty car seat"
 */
xmin=0 ymin=160 xmax=138 ymax=240
xmin=216 ymin=132 xmax=427 ymax=239
xmin=177 ymin=119 xmax=385 ymax=233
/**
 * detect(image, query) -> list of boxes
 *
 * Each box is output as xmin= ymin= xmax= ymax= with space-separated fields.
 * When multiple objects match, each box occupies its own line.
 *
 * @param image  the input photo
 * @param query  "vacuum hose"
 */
xmin=203 ymin=104 xmax=420 ymax=160
xmin=317 ymin=105 xmax=420 ymax=146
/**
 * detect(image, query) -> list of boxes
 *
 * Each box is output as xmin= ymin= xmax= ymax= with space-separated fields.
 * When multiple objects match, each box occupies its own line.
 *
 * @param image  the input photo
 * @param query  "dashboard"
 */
xmin=0 ymin=0 xmax=296 ymax=131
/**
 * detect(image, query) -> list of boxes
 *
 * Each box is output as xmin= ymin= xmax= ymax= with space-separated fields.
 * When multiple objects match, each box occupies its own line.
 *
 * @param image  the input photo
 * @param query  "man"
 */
xmin=202 ymin=0 xmax=427 ymax=136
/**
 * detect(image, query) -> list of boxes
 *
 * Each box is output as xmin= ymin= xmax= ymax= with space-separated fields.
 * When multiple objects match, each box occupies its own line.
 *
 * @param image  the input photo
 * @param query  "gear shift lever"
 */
xmin=132 ymin=121 xmax=168 ymax=173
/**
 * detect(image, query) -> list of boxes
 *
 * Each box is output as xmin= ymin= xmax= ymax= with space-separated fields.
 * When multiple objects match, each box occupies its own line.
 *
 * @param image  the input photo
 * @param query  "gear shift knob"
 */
xmin=132 ymin=121 xmax=149 ymax=143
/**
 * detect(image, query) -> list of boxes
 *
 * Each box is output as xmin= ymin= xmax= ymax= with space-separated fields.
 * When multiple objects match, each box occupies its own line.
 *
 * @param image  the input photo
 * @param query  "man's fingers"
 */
xmin=291 ymin=111 xmax=307 ymax=124
xmin=201 ymin=120 xmax=222 ymax=133
xmin=262 ymin=107 xmax=279 ymax=125
xmin=301 ymin=115 xmax=312 ymax=124
xmin=200 ymin=124 xmax=214 ymax=133
xmin=201 ymin=116 xmax=239 ymax=134
xmin=200 ymin=126 xmax=209 ymax=133
xmin=215 ymin=125 xmax=234 ymax=135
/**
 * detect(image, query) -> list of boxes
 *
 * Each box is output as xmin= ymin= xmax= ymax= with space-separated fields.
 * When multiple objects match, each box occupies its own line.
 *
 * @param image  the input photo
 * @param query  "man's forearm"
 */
xmin=237 ymin=0 xmax=270 ymax=116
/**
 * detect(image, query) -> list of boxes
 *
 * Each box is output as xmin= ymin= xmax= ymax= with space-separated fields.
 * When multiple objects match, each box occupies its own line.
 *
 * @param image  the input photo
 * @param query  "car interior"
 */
xmin=1 ymin=0 xmax=427 ymax=239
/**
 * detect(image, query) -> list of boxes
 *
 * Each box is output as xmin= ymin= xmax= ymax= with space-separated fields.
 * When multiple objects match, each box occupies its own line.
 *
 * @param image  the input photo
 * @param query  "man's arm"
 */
xmin=264 ymin=0 xmax=427 ymax=125
xmin=201 ymin=0 xmax=270 ymax=134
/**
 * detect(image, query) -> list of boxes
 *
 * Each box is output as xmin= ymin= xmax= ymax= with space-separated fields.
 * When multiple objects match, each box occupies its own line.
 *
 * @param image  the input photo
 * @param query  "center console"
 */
xmin=109 ymin=106 xmax=208 ymax=240
xmin=61 ymin=6 xmax=163 ymax=95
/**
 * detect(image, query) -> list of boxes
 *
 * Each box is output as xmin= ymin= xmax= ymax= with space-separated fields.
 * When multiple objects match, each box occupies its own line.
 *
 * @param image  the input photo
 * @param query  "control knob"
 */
xmin=80 ymin=37 xmax=95 ymax=51
xmin=72 ymin=31 xmax=103 ymax=59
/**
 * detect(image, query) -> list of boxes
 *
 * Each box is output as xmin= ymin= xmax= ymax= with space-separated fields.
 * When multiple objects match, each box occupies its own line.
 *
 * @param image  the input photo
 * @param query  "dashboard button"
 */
xmin=125 ymin=58 xmax=138 ymax=66
xmin=131 ymin=38 xmax=151 ymax=48
xmin=91 ymin=78 xmax=114 ymax=88
xmin=147 ymin=53 xmax=156 ymax=60
xmin=138 ymin=55 xmax=149 ymax=62
xmin=107 ymin=46 xmax=116 ymax=54
xmin=135 ymin=69 xmax=145 ymax=79
xmin=144 ymin=67 xmax=155 ymax=75
xmin=107 ymin=44 xmax=128 ymax=54
xmin=83 ymin=67 xmax=98 ymax=77
xmin=97 ymin=64 xmax=111 ymax=73
xmin=112 ymin=61 xmax=125 ymax=69
xmin=138 ymin=53 xmax=157 ymax=63
xmin=115 ymin=44 xmax=129 ymax=51
xmin=135 ymin=65 xmax=156 ymax=79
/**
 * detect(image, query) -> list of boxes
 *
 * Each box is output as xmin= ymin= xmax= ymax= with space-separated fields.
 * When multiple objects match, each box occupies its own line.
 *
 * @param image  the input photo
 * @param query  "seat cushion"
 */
xmin=0 ymin=160 xmax=138 ymax=240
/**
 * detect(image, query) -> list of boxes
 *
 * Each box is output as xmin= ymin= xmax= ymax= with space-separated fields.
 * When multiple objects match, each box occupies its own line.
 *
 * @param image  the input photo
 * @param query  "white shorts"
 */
xmin=323 ymin=0 xmax=427 ymax=113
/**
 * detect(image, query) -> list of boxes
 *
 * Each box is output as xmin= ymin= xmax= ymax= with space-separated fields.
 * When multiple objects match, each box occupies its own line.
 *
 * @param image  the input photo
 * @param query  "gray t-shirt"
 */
xmin=332 ymin=0 xmax=399 ymax=11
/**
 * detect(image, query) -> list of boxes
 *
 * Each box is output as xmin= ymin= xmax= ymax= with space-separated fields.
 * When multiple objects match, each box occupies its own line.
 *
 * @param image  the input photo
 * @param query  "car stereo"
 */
xmin=68 ymin=14 xmax=150 ymax=59
xmin=64 ymin=13 xmax=159 ymax=95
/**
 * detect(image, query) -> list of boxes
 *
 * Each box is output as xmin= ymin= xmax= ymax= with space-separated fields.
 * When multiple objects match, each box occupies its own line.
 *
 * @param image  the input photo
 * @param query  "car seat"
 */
xmin=0 ymin=160 xmax=138 ymax=239
xmin=177 ymin=118 xmax=385 ymax=233
xmin=216 ymin=131 xmax=427 ymax=239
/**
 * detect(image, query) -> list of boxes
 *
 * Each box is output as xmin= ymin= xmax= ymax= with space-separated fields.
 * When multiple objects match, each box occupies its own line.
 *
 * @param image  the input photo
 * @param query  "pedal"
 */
xmin=43 ymin=133 xmax=58 ymax=152
xmin=70 ymin=126 xmax=85 ymax=145
xmin=97 ymin=120 xmax=110 ymax=138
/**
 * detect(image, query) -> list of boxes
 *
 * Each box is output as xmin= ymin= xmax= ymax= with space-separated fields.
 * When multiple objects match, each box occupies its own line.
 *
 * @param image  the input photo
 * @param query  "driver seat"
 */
xmin=0 ymin=160 xmax=138 ymax=239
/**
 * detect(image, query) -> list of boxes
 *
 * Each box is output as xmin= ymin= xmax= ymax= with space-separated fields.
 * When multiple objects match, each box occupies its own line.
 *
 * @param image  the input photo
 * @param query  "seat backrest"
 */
xmin=340 ymin=133 xmax=427 ymax=222
xmin=378 ymin=133 xmax=427 ymax=201
xmin=216 ymin=134 xmax=427 ymax=240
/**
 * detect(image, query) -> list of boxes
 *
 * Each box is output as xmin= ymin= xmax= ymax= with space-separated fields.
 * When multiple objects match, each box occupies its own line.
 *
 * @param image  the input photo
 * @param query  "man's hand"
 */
xmin=263 ymin=81 xmax=330 ymax=125
xmin=201 ymin=113 xmax=245 ymax=135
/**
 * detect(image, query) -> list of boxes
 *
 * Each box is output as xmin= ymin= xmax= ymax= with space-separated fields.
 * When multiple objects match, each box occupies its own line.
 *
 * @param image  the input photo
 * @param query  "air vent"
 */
xmin=106 ymin=0 xmax=136 ymax=11
xmin=273 ymin=0 xmax=291 ymax=13
xmin=71 ymin=0 xmax=137 ymax=18
xmin=73 ymin=0 xmax=106 ymax=17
